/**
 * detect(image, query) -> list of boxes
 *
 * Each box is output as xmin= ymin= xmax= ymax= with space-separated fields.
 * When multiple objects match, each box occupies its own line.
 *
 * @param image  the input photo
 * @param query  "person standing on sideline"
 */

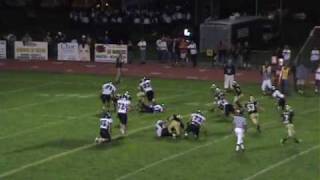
xmin=282 ymin=45 xmax=291 ymax=63
xmin=296 ymin=63 xmax=308 ymax=94
xmin=261 ymin=61 xmax=273 ymax=95
xmin=310 ymin=47 xmax=320 ymax=72
xmin=224 ymin=60 xmax=236 ymax=91
xmin=233 ymin=109 xmax=247 ymax=152
xmin=137 ymin=38 xmax=147 ymax=64
xmin=315 ymin=64 xmax=320 ymax=94
xmin=188 ymin=40 xmax=198 ymax=67
xmin=279 ymin=64 xmax=290 ymax=95
xmin=115 ymin=54 xmax=124 ymax=84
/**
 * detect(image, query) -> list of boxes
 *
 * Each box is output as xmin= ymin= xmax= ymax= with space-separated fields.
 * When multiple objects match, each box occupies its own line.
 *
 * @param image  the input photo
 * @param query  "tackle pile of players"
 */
xmin=95 ymin=77 xmax=301 ymax=152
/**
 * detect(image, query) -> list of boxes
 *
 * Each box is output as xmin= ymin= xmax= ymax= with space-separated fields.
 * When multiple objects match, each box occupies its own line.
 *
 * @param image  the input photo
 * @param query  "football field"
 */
xmin=0 ymin=71 xmax=319 ymax=180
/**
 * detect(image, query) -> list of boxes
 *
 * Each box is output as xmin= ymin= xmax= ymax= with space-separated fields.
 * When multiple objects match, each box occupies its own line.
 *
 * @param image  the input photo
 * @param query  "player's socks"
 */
xmin=240 ymin=143 xmax=245 ymax=150
xmin=257 ymin=125 xmax=261 ymax=133
xmin=294 ymin=138 xmax=300 ymax=143
xmin=236 ymin=144 xmax=240 ymax=151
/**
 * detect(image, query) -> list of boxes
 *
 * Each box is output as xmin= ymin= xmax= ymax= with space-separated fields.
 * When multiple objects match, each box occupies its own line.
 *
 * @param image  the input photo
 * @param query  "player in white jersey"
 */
xmin=117 ymin=92 xmax=131 ymax=135
xmin=100 ymin=81 xmax=117 ymax=111
xmin=271 ymin=86 xmax=286 ymax=110
xmin=155 ymin=120 xmax=171 ymax=137
xmin=185 ymin=110 xmax=206 ymax=138
xmin=139 ymin=100 xmax=165 ymax=113
xmin=217 ymin=98 xmax=235 ymax=116
xmin=233 ymin=110 xmax=247 ymax=152
xmin=95 ymin=112 xmax=113 ymax=144
xmin=138 ymin=77 xmax=155 ymax=103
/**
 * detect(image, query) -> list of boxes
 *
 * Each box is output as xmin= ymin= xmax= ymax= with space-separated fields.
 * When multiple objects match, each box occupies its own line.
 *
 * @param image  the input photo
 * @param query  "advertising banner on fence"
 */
xmin=0 ymin=40 xmax=6 ymax=59
xmin=57 ymin=43 xmax=80 ymax=61
xmin=79 ymin=44 xmax=90 ymax=61
xmin=94 ymin=44 xmax=127 ymax=63
xmin=14 ymin=41 xmax=48 ymax=60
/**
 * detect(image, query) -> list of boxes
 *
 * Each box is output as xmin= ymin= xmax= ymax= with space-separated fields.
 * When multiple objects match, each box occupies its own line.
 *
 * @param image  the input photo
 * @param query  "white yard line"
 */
xmin=0 ymin=82 xmax=56 ymax=95
xmin=0 ymin=125 xmax=153 ymax=179
xmin=243 ymin=144 xmax=320 ymax=180
xmin=0 ymin=92 xmax=193 ymax=140
xmin=115 ymin=109 xmax=318 ymax=180
xmin=1 ymin=105 xmax=317 ymax=178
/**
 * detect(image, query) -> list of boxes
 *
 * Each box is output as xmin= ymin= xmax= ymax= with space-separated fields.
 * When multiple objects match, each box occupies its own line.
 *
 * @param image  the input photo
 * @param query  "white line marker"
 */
xmin=0 ymin=125 xmax=153 ymax=179
xmin=243 ymin=144 xmax=320 ymax=180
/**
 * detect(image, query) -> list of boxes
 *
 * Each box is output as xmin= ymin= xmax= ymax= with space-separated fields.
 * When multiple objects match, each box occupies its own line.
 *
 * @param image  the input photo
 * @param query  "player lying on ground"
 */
xmin=95 ymin=112 xmax=113 ymax=144
xmin=100 ymin=81 xmax=117 ymax=111
xmin=280 ymin=105 xmax=301 ymax=144
xmin=138 ymin=100 xmax=165 ymax=113
xmin=117 ymin=92 xmax=132 ymax=135
xmin=271 ymin=86 xmax=286 ymax=110
xmin=155 ymin=120 xmax=172 ymax=137
xmin=185 ymin=110 xmax=206 ymax=139
xmin=245 ymin=95 xmax=261 ymax=133
xmin=138 ymin=77 xmax=155 ymax=104
xmin=167 ymin=114 xmax=185 ymax=139
xmin=233 ymin=109 xmax=247 ymax=152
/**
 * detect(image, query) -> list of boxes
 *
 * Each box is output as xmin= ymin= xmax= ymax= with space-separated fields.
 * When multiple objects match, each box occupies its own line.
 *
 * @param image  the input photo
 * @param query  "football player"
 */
xmin=95 ymin=111 xmax=113 ymax=144
xmin=280 ymin=105 xmax=300 ymax=144
xmin=211 ymin=86 xmax=225 ymax=111
xmin=100 ymin=81 xmax=117 ymax=111
xmin=217 ymin=97 xmax=235 ymax=117
xmin=155 ymin=120 xmax=172 ymax=137
xmin=232 ymin=81 xmax=243 ymax=108
xmin=138 ymin=77 xmax=155 ymax=103
xmin=138 ymin=100 xmax=165 ymax=113
xmin=167 ymin=114 xmax=185 ymax=139
xmin=271 ymin=86 xmax=286 ymax=110
xmin=245 ymin=95 xmax=261 ymax=133
xmin=185 ymin=110 xmax=206 ymax=139
xmin=233 ymin=109 xmax=247 ymax=152
xmin=117 ymin=92 xmax=132 ymax=135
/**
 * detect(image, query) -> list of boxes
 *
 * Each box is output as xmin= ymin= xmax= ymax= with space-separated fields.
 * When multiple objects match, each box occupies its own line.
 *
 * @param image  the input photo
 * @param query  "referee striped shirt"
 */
xmin=233 ymin=116 xmax=247 ymax=129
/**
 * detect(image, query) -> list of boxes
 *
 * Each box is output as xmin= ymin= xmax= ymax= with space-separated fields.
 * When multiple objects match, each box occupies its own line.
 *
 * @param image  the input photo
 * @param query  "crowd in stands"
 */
xmin=69 ymin=5 xmax=192 ymax=25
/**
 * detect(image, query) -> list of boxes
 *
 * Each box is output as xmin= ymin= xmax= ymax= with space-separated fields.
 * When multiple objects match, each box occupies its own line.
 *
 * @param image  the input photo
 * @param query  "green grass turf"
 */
xmin=0 ymin=71 xmax=319 ymax=180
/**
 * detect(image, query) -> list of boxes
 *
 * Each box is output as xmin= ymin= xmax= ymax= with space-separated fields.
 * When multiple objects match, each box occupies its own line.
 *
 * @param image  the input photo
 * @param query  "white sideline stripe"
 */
xmin=0 ymin=92 xmax=193 ymax=140
xmin=243 ymin=144 xmax=320 ymax=180
xmin=0 ymin=125 xmax=153 ymax=179
xmin=0 ymin=82 xmax=56 ymax=95
xmin=115 ymin=109 xmax=318 ymax=180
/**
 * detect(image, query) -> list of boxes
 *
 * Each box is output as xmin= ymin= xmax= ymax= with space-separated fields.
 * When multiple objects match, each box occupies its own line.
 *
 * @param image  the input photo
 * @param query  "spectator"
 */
xmin=156 ymin=37 xmax=162 ymax=61
xmin=158 ymin=37 xmax=168 ymax=63
xmin=242 ymin=41 xmax=251 ymax=69
xmin=279 ymin=64 xmax=290 ymax=95
xmin=187 ymin=40 xmax=198 ymax=67
xmin=115 ymin=53 xmax=124 ymax=84
xmin=137 ymin=38 xmax=147 ymax=64
xmin=179 ymin=38 xmax=188 ymax=65
xmin=315 ymin=64 xmax=320 ymax=94
xmin=22 ymin=33 xmax=32 ymax=45
xmin=43 ymin=32 xmax=53 ymax=58
xmin=310 ymin=47 xmax=320 ymax=72
xmin=55 ymin=32 xmax=66 ymax=43
xmin=127 ymin=40 xmax=133 ymax=64
xmin=296 ymin=63 xmax=308 ymax=94
xmin=282 ymin=45 xmax=291 ymax=63
xmin=224 ymin=60 xmax=236 ymax=91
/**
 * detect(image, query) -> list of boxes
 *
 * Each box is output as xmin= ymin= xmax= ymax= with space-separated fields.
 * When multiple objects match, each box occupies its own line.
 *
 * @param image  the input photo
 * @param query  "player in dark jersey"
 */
xmin=280 ymin=105 xmax=300 ymax=144
xmin=245 ymin=95 xmax=261 ymax=133
xmin=232 ymin=81 xmax=243 ymax=109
